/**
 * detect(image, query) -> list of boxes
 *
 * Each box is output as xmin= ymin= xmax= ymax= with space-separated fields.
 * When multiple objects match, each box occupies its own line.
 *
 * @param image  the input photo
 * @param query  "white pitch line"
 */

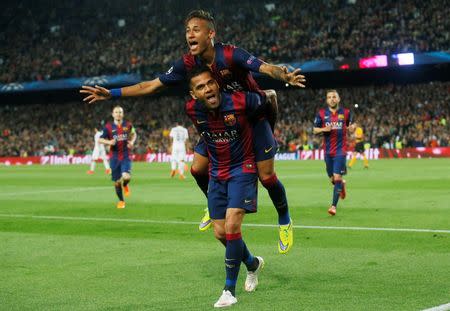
xmin=422 ymin=303 xmax=450 ymax=311
xmin=0 ymin=187 xmax=111 ymax=197
xmin=0 ymin=214 xmax=449 ymax=234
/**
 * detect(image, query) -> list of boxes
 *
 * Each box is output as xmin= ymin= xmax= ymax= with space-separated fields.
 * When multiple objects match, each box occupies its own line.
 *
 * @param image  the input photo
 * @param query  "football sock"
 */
xmin=103 ymin=159 xmax=110 ymax=170
xmin=349 ymin=156 xmax=357 ymax=168
xmin=242 ymin=241 xmax=258 ymax=272
xmin=114 ymin=182 xmax=124 ymax=201
xmin=363 ymin=155 xmax=369 ymax=167
xmin=261 ymin=174 xmax=290 ymax=225
xmin=191 ymin=167 xmax=209 ymax=198
xmin=178 ymin=161 xmax=185 ymax=176
xmin=224 ymin=233 xmax=243 ymax=296
xmin=90 ymin=162 xmax=96 ymax=171
xmin=332 ymin=180 xmax=342 ymax=207
xmin=123 ymin=179 xmax=130 ymax=187
xmin=171 ymin=161 xmax=177 ymax=171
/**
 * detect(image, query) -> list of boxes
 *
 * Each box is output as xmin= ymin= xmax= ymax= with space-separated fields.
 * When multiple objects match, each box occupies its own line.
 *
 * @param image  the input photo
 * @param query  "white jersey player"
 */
xmin=169 ymin=123 xmax=189 ymax=179
xmin=87 ymin=128 xmax=111 ymax=174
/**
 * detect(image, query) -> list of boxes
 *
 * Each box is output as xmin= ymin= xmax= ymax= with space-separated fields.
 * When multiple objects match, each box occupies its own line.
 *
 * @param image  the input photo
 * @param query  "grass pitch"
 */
xmin=1 ymin=159 xmax=449 ymax=310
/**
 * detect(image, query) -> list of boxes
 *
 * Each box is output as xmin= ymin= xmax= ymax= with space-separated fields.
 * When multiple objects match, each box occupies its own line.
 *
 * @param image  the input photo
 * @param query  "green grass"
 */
xmin=1 ymin=159 xmax=449 ymax=310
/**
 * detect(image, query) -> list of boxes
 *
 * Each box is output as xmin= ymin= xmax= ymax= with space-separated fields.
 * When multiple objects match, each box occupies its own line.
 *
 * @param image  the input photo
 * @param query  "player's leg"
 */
xmin=348 ymin=151 xmax=357 ymax=168
xmin=253 ymin=118 xmax=292 ymax=253
xmin=362 ymin=151 xmax=369 ymax=168
xmin=328 ymin=156 xmax=346 ymax=215
xmin=111 ymin=159 xmax=125 ymax=208
xmin=170 ymin=150 xmax=177 ymax=177
xmin=102 ymin=153 xmax=111 ymax=174
xmin=88 ymin=152 xmax=98 ymax=174
xmin=178 ymin=150 xmax=186 ymax=180
xmin=122 ymin=160 xmax=132 ymax=198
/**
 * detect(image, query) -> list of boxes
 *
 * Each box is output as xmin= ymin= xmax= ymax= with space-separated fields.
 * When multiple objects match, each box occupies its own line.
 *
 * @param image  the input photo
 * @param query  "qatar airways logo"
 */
xmin=200 ymin=129 xmax=238 ymax=143
xmin=113 ymin=134 xmax=128 ymax=142
xmin=325 ymin=121 xmax=344 ymax=130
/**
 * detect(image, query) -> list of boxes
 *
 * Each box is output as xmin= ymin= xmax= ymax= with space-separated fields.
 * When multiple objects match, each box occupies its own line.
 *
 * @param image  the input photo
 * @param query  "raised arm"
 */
xmin=259 ymin=63 xmax=306 ymax=88
xmin=80 ymin=78 xmax=165 ymax=104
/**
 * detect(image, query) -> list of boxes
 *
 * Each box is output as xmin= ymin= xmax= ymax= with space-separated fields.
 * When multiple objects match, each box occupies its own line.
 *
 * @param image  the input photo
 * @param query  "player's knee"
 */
xmin=260 ymin=173 xmax=279 ymax=189
xmin=122 ymin=173 xmax=131 ymax=181
xmin=257 ymin=159 xmax=275 ymax=181
xmin=114 ymin=181 xmax=121 ymax=187
xmin=191 ymin=153 xmax=208 ymax=174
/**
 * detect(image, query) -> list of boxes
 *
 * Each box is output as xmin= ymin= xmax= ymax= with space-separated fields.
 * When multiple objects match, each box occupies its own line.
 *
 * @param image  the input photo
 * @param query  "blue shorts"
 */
xmin=110 ymin=159 xmax=132 ymax=181
xmin=324 ymin=155 xmax=347 ymax=177
xmin=193 ymin=118 xmax=277 ymax=162
xmin=208 ymin=174 xmax=258 ymax=220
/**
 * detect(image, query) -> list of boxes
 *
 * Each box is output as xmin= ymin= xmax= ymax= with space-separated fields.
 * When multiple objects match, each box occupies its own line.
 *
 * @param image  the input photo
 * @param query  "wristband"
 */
xmin=110 ymin=88 xmax=122 ymax=98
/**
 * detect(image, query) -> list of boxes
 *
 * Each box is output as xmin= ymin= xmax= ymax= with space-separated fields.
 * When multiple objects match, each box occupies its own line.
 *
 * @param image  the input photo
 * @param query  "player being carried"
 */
xmin=80 ymin=10 xmax=305 ymax=253
xmin=313 ymin=90 xmax=355 ymax=216
xmin=186 ymin=66 xmax=270 ymax=308
xmin=169 ymin=122 xmax=189 ymax=180
xmin=87 ymin=127 xmax=111 ymax=175
xmin=98 ymin=106 xmax=137 ymax=209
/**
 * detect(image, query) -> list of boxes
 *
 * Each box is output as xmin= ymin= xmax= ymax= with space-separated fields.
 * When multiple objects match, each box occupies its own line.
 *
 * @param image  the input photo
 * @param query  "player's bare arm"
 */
xmin=259 ymin=63 xmax=306 ymax=88
xmin=99 ymin=138 xmax=116 ymax=146
xmin=127 ymin=131 xmax=137 ymax=149
xmin=313 ymin=125 xmax=331 ymax=134
xmin=80 ymin=78 xmax=166 ymax=104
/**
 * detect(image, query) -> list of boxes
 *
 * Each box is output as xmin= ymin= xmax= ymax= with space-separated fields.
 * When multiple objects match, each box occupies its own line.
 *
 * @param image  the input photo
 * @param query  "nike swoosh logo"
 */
xmin=264 ymin=147 xmax=273 ymax=153
xmin=279 ymin=241 xmax=289 ymax=251
xmin=196 ymin=120 xmax=207 ymax=124
xmin=244 ymin=199 xmax=252 ymax=204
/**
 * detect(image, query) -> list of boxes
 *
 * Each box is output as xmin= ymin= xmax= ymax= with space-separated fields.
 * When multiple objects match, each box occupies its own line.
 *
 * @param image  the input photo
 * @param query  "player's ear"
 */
xmin=208 ymin=29 xmax=216 ymax=40
xmin=190 ymin=90 xmax=197 ymax=100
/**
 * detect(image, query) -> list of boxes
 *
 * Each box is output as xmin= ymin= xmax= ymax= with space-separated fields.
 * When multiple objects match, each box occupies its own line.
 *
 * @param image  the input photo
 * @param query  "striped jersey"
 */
xmin=101 ymin=121 xmax=134 ymax=161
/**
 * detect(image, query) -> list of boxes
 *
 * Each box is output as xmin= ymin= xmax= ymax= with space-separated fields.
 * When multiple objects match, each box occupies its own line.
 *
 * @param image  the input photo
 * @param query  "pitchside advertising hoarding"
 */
xmin=1 ymin=148 xmax=450 ymax=166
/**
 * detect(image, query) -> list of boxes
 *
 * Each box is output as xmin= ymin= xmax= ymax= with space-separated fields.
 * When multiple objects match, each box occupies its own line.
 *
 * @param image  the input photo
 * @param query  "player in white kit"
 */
xmin=169 ymin=122 xmax=189 ymax=180
xmin=87 ymin=128 xmax=111 ymax=175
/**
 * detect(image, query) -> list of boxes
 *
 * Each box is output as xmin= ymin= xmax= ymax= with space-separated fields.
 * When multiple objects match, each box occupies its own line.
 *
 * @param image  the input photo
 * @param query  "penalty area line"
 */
xmin=422 ymin=303 xmax=450 ymax=311
xmin=0 ymin=214 xmax=449 ymax=234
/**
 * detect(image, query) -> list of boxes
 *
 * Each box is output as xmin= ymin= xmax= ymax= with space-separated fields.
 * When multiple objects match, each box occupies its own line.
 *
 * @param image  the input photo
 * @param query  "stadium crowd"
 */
xmin=1 ymin=0 xmax=449 ymax=83
xmin=1 ymin=82 xmax=449 ymax=157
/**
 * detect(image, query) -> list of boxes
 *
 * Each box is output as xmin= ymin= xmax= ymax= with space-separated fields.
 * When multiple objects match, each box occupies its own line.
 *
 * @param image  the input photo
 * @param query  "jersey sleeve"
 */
xmin=100 ymin=126 xmax=110 ymax=139
xmin=313 ymin=112 xmax=323 ymax=128
xmin=232 ymin=47 xmax=264 ymax=73
xmin=245 ymin=92 xmax=266 ymax=118
xmin=158 ymin=58 xmax=187 ymax=85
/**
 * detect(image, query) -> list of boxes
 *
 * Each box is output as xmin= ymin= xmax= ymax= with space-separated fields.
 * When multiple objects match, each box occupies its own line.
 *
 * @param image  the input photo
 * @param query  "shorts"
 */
xmin=324 ymin=155 xmax=347 ymax=177
xmin=207 ymin=174 xmax=258 ymax=220
xmin=92 ymin=148 xmax=107 ymax=160
xmin=171 ymin=149 xmax=186 ymax=162
xmin=355 ymin=142 xmax=364 ymax=153
xmin=193 ymin=118 xmax=277 ymax=162
xmin=110 ymin=158 xmax=132 ymax=181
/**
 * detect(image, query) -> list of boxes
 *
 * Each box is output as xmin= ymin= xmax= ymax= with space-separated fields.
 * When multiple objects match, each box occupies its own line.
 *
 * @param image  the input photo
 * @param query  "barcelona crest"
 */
xmin=338 ymin=114 xmax=345 ymax=120
xmin=224 ymin=114 xmax=236 ymax=126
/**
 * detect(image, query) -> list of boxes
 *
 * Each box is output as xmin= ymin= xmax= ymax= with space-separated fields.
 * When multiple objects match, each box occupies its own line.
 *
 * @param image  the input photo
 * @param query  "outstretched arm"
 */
xmin=80 ymin=78 xmax=165 ymax=104
xmin=259 ymin=63 xmax=306 ymax=88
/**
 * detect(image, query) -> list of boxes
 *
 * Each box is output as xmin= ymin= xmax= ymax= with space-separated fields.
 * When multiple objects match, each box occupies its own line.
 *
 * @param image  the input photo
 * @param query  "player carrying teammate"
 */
xmin=169 ymin=122 xmax=189 ymax=180
xmin=80 ymin=10 xmax=304 ymax=253
xmin=186 ymin=66 xmax=266 ymax=308
xmin=313 ymin=90 xmax=355 ymax=216
xmin=348 ymin=120 xmax=369 ymax=169
xmin=98 ymin=106 xmax=137 ymax=209
xmin=87 ymin=127 xmax=111 ymax=175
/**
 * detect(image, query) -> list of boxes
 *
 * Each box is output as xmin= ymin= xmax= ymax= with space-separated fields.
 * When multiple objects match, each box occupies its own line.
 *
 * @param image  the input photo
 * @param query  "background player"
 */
xmin=98 ymin=106 xmax=137 ymax=209
xmin=169 ymin=122 xmax=189 ymax=180
xmin=313 ymin=90 xmax=355 ymax=216
xmin=186 ymin=66 xmax=265 ymax=308
xmin=348 ymin=120 xmax=369 ymax=169
xmin=87 ymin=127 xmax=111 ymax=175
xmin=80 ymin=10 xmax=303 ymax=252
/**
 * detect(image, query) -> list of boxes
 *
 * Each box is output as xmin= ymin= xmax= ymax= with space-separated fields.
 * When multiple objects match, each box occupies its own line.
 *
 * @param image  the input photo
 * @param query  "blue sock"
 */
xmin=332 ymin=180 xmax=342 ymax=207
xmin=224 ymin=233 xmax=243 ymax=296
xmin=242 ymin=241 xmax=258 ymax=272
xmin=114 ymin=183 xmax=124 ymax=201
xmin=261 ymin=174 xmax=290 ymax=225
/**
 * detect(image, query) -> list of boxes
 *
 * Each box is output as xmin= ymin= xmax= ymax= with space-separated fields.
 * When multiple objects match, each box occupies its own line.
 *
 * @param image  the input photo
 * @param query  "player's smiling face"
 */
xmin=190 ymin=71 xmax=220 ymax=110
xmin=185 ymin=18 xmax=215 ymax=56
xmin=326 ymin=91 xmax=340 ymax=110
xmin=112 ymin=107 xmax=124 ymax=123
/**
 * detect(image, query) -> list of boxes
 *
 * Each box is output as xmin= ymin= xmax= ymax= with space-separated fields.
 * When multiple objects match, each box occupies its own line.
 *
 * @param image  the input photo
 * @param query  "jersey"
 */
xmin=185 ymin=91 xmax=266 ymax=181
xmin=94 ymin=131 xmax=106 ymax=153
xmin=355 ymin=127 xmax=364 ymax=143
xmin=101 ymin=121 xmax=134 ymax=161
xmin=159 ymin=42 xmax=263 ymax=93
xmin=314 ymin=107 xmax=353 ymax=157
xmin=169 ymin=125 xmax=189 ymax=151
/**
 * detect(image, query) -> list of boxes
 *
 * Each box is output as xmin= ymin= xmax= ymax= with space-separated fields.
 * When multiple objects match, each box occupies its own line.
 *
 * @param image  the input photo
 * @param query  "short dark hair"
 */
xmin=326 ymin=89 xmax=338 ymax=95
xmin=185 ymin=10 xmax=216 ymax=31
xmin=186 ymin=65 xmax=213 ymax=87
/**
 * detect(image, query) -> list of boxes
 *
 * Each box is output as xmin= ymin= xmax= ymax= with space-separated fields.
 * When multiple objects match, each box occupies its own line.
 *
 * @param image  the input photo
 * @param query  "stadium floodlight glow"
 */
xmin=358 ymin=55 xmax=388 ymax=68
xmin=395 ymin=53 xmax=415 ymax=65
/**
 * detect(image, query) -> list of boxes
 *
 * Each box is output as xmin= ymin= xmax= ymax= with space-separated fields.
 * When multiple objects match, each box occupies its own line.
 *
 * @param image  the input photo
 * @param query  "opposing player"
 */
xmin=98 ymin=106 xmax=137 ymax=209
xmin=169 ymin=122 xmax=189 ymax=180
xmin=348 ymin=122 xmax=369 ymax=169
xmin=186 ymin=66 xmax=266 ymax=308
xmin=313 ymin=90 xmax=355 ymax=216
xmin=87 ymin=127 xmax=111 ymax=175
xmin=80 ymin=10 xmax=304 ymax=253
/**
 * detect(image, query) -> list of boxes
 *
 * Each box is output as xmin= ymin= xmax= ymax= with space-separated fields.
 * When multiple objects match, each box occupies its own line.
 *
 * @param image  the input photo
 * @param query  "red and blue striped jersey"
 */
xmin=314 ymin=107 xmax=353 ymax=157
xmin=185 ymin=92 xmax=266 ymax=180
xmin=101 ymin=121 xmax=134 ymax=161
xmin=159 ymin=42 xmax=263 ymax=93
